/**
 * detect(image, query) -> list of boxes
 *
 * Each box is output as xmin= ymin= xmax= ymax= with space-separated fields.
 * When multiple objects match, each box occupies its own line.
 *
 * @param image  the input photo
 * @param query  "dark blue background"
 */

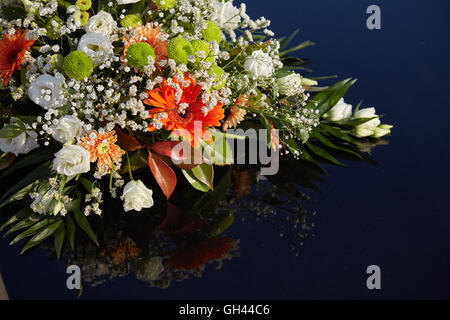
xmin=1 ymin=0 xmax=450 ymax=299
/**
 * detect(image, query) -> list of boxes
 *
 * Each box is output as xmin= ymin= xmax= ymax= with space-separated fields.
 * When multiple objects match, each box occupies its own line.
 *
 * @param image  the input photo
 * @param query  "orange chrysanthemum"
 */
xmin=143 ymin=76 xmax=225 ymax=148
xmin=222 ymin=106 xmax=247 ymax=131
xmin=0 ymin=29 xmax=34 ymax=86
xmin=78 ymin=130 xmax=125 ymax=173
xmin=123 ymin=23 xmax=168 ymax=65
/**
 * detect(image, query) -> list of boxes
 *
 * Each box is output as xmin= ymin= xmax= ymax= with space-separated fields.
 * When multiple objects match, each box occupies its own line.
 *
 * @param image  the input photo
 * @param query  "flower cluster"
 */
xmin=0 ymin=0 xmax=392 ymax=226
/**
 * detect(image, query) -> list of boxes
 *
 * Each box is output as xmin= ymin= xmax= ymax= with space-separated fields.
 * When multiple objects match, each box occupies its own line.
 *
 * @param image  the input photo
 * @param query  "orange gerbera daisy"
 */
xmin=123 ymin=23 xmax=168 ymax=65
xmin=78 ymin=130 xmax=125 ymax=174
xmin=0 ymin=29 xmax=34 ymax=86
xmin=143 ymin=76 xmax=225 ymax=148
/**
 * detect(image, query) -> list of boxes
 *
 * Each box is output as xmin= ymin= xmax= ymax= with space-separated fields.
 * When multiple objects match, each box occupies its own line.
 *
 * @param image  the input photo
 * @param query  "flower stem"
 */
xmin=126 ymin=151 xmax=134 ymax=181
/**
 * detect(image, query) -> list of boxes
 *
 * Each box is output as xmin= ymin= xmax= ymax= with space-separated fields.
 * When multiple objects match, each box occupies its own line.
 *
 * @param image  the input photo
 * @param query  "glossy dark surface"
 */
xmin=1 ymin=0 xmax=450 ymax=299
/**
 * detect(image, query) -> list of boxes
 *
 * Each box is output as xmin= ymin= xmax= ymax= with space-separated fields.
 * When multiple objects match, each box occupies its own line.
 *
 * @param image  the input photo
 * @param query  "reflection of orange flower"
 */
xmin=143 ymin=76 xmax=224 ymax=148
xmin=167 ymin=237 xmax=234 ymax=271
xmin=101 ymin=240 xmax=142 ymax=264
xmin=0 ymin=29 xmax=34 ymax=86
xmin=78 ymin=130 xmax=125 ymax=173
xmin=232 ymin=169 xmax=252 ymax=199
xmin=123 ymin=23 xmax=168 ymax=65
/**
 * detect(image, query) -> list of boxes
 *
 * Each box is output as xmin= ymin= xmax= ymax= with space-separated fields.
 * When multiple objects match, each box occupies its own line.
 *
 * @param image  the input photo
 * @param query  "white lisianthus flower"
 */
xmin=213 ymin=0 xmax=241 ymax=32
xmin=84 ymin=11 xmax=117 ymax=35
xmin=52 ymin=145 xmax=91 ymax=176
xmin=30 ymin=190 xmax=53 ymax=214
xmin=121 ymin=180 xmax=154 ymax=212
xmin=353 ymin=107 xmax=381 ymax=138
xmin=244 ymin=49 xmax=274 ymax=78
xmin=324 ymin=98 xmax=353 ymax=121
xmin=78 ymin=33 xmax=113 ymax=64
xmin=117 ymin=0 xmax=141 ymax=4
xmin=0 ymin=129 xmax=38 ymax=156
xmin=28 ymin=74 xmax=64 ymax=110
xmin=52 ymin=115 xmax=84 ymax=144
xmin=277 ymin=73 xmax=302 ymax=96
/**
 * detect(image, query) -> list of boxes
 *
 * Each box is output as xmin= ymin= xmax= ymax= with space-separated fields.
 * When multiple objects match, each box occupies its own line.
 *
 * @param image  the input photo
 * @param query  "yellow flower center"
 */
xmin=97 ymin=141 xmax=109 ymax=155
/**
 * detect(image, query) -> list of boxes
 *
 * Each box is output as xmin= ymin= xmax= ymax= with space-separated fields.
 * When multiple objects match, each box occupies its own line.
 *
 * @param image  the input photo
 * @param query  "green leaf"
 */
xmin=306 ymin=143 xmax=346 ymax=167
xmin=9 ymin=218 xmax=51 ymax=245
xmin=66 ymin=214 xmax=75 ymax=250
xmin=191 ymin=163 xmax=214 ymax=190
xmin=21 ymin=220 xmax=62 ymax=254
xmin=333 ymin=117 xmax=378 ymax=127
xmin=319 ymin=124 xmax=361 ymax=145
xmin=309 ymin=79 xmax=356 ymax=117
xmin=0 ymin=164 xmax=51 ymax=206
xmin=1 ymin=145 xmax=58 ymax=178
xmin=201 ymin=129 xmax=234 ymax=165
xmin=280 ymin=40 xmax=315 ymax=56
xmin=0 ymin=152 xmax=15 ymax=170
xmin=54 ymin=223 xmax=65 ymax=260
xmin=0 ymin=123 xmax=24 ymax=139
xmin=71 ymin=198 xmax=98 ymax=246
xmin=4 ymin=216 xmax=39 ymax=237
xmin=182 ymin=169 xmax=210 ymax=192
xmin=206 ymin=214 xmax=235 ymax=237
xmin=79 ymin=176 xmax=93 ymax=193
xmin=311 ymin=131 xmax=362 ymax=159
xmin=0 ymin=207 xmax=31 ymax=232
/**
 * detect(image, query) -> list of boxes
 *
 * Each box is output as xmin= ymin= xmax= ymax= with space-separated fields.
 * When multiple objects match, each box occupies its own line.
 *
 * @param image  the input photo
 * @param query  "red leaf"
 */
xmin=151 ymin=141 xmax=189 ymax=162
xmin=147 ymin=149 xmax=177 ymax=200
xmin=115 ymin=126 xmax=142 ymax=151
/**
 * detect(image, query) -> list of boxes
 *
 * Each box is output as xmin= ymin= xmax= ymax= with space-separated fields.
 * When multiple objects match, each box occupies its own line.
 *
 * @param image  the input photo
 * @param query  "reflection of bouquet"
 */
xmin=0 ymin=0 xmax=392 ymax=256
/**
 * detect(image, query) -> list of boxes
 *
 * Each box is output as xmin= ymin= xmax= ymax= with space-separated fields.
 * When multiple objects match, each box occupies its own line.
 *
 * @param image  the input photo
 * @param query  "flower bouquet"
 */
xmin=0 ymin=0 xmax=392 ymax=258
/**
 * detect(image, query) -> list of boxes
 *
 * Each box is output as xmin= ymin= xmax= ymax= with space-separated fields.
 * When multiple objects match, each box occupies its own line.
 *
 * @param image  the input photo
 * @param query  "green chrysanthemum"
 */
xmin=75 ymin=0 xmax=91 ymax=11
xmin=167 ymin=37 xmax=195 ymax=65
xmin=79 ymin=11 xmax=89 ymax=26
xmin=126 ymin=43 xmax=156 ymax=70
xmin=201 ymin=21 xmax=222 ymax=43
xmin=120 ymin=14 xmax=143 ymax=29
xmin=154 ymin=0 xmax=176 ymax=10
xmin=191 ymin=39 xmax=214 ymax=63
xmin=63 ymin=51 xmax=93 ymax=80
xmin=208 ymin=65 xmax=227 ymax=90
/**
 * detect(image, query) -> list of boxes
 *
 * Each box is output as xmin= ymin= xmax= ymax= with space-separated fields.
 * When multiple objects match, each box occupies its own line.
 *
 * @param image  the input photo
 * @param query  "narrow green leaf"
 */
xmin=311 ymin=131 xmax=362 ymax=159
xmin=54 ymin=223 xmax=65 ymax=260
xmin=0 ymin=207 xmax=31 ymax=232
xmin=1 ymin=145 xmax=58 ymax=178
xmin=306 ymin=143 xmax=346 ymax=167
xmin=66 ymin=214 xmax=75 ymax=250
xmin=10 ymin=218 xmax=51 ymax=245
xmin=79 ymin=176 xmax=93 ymax=193
xmin=21 ymin=220 xmax=62 ymax=254
xmin=0 ymin=164 xmax=51 ymax=206
xmin=72 ymin=201 xmax=98 ymax=246
xmin=4 ymin=216 xmax=39 ymax=237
